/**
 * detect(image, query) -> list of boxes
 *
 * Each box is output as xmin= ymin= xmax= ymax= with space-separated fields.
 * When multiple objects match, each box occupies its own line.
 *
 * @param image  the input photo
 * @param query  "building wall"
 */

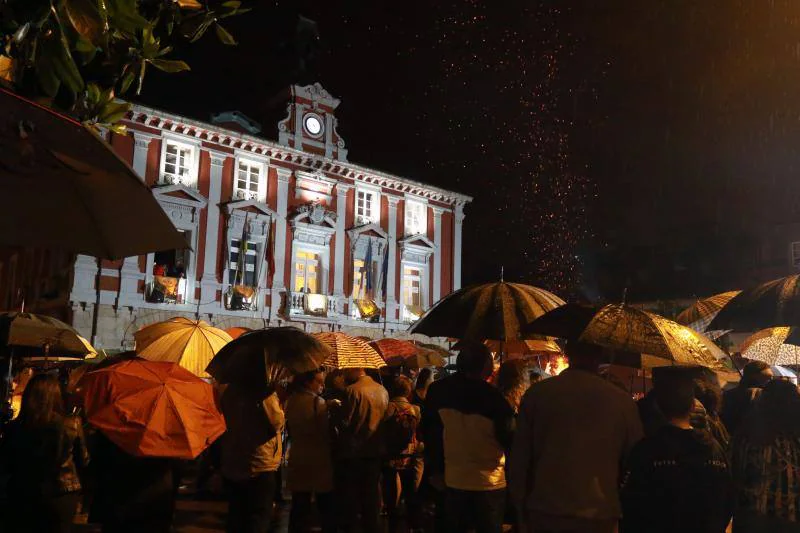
xmin=68 ymin=85 xmax=471 ymax=349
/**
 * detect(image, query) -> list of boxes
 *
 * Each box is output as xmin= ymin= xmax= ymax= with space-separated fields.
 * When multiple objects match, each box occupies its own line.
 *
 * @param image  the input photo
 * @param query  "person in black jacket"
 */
xmin=0 ymin=373 xmax=90 ymax=533
xmin=621 ymin=368 xmax=733 ymax=533
xmin=423 ymin=341 xmax=514 ymax=533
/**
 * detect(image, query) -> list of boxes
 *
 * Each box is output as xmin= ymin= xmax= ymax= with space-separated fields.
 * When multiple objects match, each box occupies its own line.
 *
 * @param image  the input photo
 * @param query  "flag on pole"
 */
xmin=364 ymin=241 xmax=373 ymax=298
xmin=380 ymin=243 xmax=389 ymax=300
xmin=235 ymin=213 xmax=249 ymax=285
xmin=266 ymin=218 xmax=276 ymax=286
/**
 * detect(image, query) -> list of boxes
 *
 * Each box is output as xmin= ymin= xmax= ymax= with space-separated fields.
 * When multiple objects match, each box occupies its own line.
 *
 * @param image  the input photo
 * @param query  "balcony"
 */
xmin=233 ymin=188 xmax=262 ymax=202
xmin=288 ymin=292 xmax=338 ymax=318
xmin=146 ymin=275 xmax=187 ymax=304
xmin=225 ymin=285 xmax=257 ymax=311
xmin=158 ymin=173 xmax=197 ymax=189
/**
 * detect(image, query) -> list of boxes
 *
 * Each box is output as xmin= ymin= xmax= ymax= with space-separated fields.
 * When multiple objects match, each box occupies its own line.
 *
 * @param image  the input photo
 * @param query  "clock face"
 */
xmin=303 ymin=114 xmax=323 ymax=137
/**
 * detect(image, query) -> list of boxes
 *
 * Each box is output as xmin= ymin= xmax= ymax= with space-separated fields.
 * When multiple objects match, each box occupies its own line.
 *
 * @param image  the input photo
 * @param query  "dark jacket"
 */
xmin=423 ymin=373 xmax=514 ymax=491
xmin=1 ymin=414 xmax=89 ymax=497
xmin=721 ymin=386 xmax=762 ymax=436
xmin=337 ymin=375 xmax=389 ymax=460
xmin=621 ymin=425 xmax=733 ymax=533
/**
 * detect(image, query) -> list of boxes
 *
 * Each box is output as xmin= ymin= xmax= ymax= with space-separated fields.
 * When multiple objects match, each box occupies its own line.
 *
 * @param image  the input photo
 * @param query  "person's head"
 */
xmin=694 ymin=378 xmax=722 ymax=416
xmin=293 ymin=369 xmax=325 ymax=395
xmin=654 ymin=370 xmax=695 ymax=426
xmin=19 ymin=373 xmax=64 ymax=428
xmin=742 ymin=361 xmax=773 ymax=388
xmin=564 ymin=341 xmax=604 ymax=373
xmin=388 ymin=374 xmax=414 ymax=399
xmin=416 ymin=368 xmax=434 ymax=391
xmin=496 ymin=359 xmax=532 ymax=412
xmin=325 ymin=369 xmax=347 ymax=392
xmin=456 ymin=341 xmax=493 ymax=380
xmin=342 ymin=367 xmax=366 ymax=383
xmin=745 ymin=379 xmax=800 ymax=443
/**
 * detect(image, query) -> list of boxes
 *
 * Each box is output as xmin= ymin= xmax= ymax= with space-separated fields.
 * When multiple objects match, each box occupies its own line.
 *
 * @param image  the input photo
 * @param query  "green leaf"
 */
xmin=214 ymin=23 xmax=236 ymax=46
xmin=97 ymin=100 xmax=130 ymax=124
xmin=107 ymin=122 xmax=127 ymax=135
xmin=221 ymin=1 xmax=241 ymax=8
xmin=140 ymin=25 xmax=160 ymax=58
xmin=136 ymin=59 xmax=145 ymax=95
xmin=106 ymin=0 xmax=150 ymax=34
xmin=219 ymin=7 xmax=251 ymax=19
xmin=63 ymin=0 xmax=105 ymax=45
xmin=119 ymin=68 xmax=135 ymax=94
xmin=86 ymin=82 xmax=101 ymax=105
xmin=177 ymin=0 xmax=203 ymax=9
xmin=147 ymin=58 xmax=190 ymax=73
xmin=37 ymin=23 xmax=85 ymax=96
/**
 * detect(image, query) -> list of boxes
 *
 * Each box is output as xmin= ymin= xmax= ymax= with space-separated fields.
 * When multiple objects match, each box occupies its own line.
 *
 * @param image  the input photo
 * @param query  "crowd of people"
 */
xmin=1 ymin=341 xmax=799 ymax=533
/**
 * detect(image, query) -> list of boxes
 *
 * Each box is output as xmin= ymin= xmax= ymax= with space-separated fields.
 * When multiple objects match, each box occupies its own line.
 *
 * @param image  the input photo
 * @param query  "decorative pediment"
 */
xmin=224 ymin=199 xmax=277 ymax=219
xmin=153 ymin=183 xmax=208 ymax=208
xmin=292 ymin=202 xmax=336 ymax=229
xmin=347 ymin=223 xmax=388 ymax=243
xmin=399 ymin=234 xmax=434 ymax=249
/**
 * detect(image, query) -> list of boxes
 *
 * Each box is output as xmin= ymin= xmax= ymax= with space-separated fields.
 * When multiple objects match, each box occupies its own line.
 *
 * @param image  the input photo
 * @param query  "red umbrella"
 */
xmin=225 ymin=327 xmax=253 ymax=340
xmin=369 ymin=338 xmax=419 ymax=359
xmin=78 ymin=358 xmax=226 ymax=459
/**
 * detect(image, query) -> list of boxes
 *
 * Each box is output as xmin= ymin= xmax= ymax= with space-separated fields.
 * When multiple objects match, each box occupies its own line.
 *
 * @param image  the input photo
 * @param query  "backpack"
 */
xmin=384 ymin=404 xmax=419 ymax=460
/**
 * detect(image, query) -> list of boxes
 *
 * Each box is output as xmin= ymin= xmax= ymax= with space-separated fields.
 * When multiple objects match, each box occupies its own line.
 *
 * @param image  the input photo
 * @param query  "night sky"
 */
xmin=139 ymin=1 xmax=800 ymax=302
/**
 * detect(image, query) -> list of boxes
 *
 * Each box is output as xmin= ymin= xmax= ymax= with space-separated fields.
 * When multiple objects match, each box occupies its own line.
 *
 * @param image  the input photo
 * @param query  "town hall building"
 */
xmin=68 ymin=83 xmax=471 ymax=349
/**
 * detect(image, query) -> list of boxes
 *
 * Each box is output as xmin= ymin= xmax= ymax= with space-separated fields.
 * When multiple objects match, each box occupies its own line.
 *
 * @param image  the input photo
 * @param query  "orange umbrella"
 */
xmin=78 ymin=358 xmax=226 ymax=459
xmin=369 ymin=338 xmax=419 ymax=359
xmin=225 ymin=327 xmax=253 ymax=340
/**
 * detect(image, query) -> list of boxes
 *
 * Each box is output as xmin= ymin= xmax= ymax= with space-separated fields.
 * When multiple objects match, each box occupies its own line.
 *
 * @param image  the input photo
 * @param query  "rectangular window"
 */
xmin=792 ymin=242 xmax=800 ymax=268
xmin=150 ymin=230 xmax=191 ymax=304
xmin=229 ymin=239 xmax=258 ymax=287
xmin=294 ymin=250 xmax=319 ymax=294
xmin=356 ymin=190 xmax=377 ymax=224
xmin=405 ymin=200 xmax=427 ymax=236
xmin=162 ymin=141 xmax=194 ymax=185
xmin=235 ymin=160 xmax=262 ymax=200
xmin=402 ymin=266 xmax=422 ymax=308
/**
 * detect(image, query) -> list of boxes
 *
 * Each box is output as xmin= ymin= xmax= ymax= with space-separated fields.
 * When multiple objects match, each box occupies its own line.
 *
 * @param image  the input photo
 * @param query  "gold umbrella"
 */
xmin=526 ymin=303 xmax=727 ymax=370
xmin=313 ymin=332 xmax=386 ymax=370
xmin=134 ymin=317 xmax=232 ymax=377
xmin=676 ymin=291 xmax=740 ymax=333
xmin=740 ymin=327 xmax=800 ymax=366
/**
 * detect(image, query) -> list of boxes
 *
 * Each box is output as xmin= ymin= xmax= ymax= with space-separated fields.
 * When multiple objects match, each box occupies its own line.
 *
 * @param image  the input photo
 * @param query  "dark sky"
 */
xmin=139 ymin=1 xmax=800 ymax=301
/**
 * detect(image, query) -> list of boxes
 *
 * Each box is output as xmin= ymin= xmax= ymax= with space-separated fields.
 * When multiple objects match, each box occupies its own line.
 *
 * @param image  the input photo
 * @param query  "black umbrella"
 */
xmin=206 ymin=327 xmax=331 ymax=390
xmin=708 ymin=274 xmax=800 ymax=332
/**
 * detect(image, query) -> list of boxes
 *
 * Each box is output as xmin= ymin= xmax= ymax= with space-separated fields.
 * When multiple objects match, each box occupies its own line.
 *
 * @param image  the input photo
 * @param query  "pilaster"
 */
xmin=131 ymin=132 xmax=156 ymax=180
xmin=386 ymin=196 xmax=400 ymax=320
xmin=271 ymin=168 xmax=291 ymax=310
xmin=333 ymin=183 xmax=353 ymax=311
xmin=200 ymin=152 xmax=226 ymax=310
xmin=454 ymin=203 xmax=465 ymax=291
xmin=432 ymin=206 xmax=444 ymax=303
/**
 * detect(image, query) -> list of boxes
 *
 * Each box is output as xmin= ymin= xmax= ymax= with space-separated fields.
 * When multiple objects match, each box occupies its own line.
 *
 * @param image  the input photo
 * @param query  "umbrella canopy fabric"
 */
xmin=740 ymin=327 xmax=800 ymax=366
xmin=78 ymin=358 xmax=225 ymax=459
xmin=0 ymin=312 xmax=89 ymax=357
xmin=469 ymin=339 xmax=562 ymax=356
xmin=225 ymin=327 xmax=252 ymax=340
xmin=526 ymin=303 xmax=726 ymax=370
xmin=369 ymin=338 xmax=419 ymax=359
xmin=206 ymin=327 xmax=331 ymax=390
xmin=134 ymin=318 xmax=232 ymax=377
xmin=709 ymin=275 xmax=800 ymax=332
xmin=413 ymin=342 xmax=452 ymax=358
xmin=0 ymin=88 xmax=186 ymax=259
xmin=386 ymin=348 xmax=447 ymax=369
xmin=410 ymin=281 xmax=565 ymax=341
xmin=772 ymin=365 xmax=797 ymax=380
xmin=314 ymin=332 xmax=387 ymax=369
xmin=676 ymin=291 xmax=741 ymax=333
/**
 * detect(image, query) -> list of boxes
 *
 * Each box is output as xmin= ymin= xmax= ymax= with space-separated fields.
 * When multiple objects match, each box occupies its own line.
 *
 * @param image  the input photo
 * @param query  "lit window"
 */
xmin=294 ymin=250 xmax=319 ymax=294
xmin=229 ymin=239 xmax=258 ymax=287
xmin=792 ymin=242 xmax=800 ymax=268
xmin=162 ymin=141 xmax=194 ymax=185
xmin=356 ymin=190 xmax=377 ymax=224
xmin=235 ymin=160 xmax=262 ymax=200
xmin=352 ymin=258 xmax=365 ymax=299
xmin=405 ymin=200 xmax=427 ymax=236
xmin=402 ymin=266 xmax=422 ymax=308
xmin=352 ymin=258 xmax=378 ymax=300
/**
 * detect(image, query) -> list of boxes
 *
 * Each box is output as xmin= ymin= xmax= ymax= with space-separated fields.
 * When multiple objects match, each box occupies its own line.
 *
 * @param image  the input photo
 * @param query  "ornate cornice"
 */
xmin=124 ymin=103 xmax=473 ymax=206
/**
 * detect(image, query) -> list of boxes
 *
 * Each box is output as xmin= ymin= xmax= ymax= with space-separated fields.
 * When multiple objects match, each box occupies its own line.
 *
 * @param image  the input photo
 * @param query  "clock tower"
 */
xmin=277 ymin=83 xmax=348 ymax=162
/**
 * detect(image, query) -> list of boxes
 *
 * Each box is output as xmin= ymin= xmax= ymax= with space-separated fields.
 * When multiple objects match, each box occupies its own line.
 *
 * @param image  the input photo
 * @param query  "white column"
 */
xmin=200 ymin=152 xmax=226 ymax=310
xmin=387 ymin=196 xmax=400 ymax=321
xmin=333 ymin=183 xmax=352 ymax=311
xmin=432 ymin=207 xmax=444 ymax=303
xmin=131 ymin=132 xmax=154 ymax=181
xmin=454 ymin=203 xmax=465 ymax=290
xmin=119 ymin=133 xmax=154 ymax=305
xmin=271 ymin=168 xmax=291 ymax=309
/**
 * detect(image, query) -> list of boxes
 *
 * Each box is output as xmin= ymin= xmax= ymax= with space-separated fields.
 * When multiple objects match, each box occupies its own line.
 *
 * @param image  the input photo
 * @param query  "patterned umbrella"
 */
xmin=526 ymin=303 xmax=726 ymax=370
xmin=709 ymin=274 xmax=800 ymax=332
xmin=676 ymin=291 xmax=741 ymax=333
xmin=740 ymin=327 xmax=800 ymax=366
xmin=134 ymin=317 xmax=233 ymax=377
xmin=314 ymin=332 xmax=386 ymax=369
xmin=409 ymin=281 xmax=565 ymax=341
xmin=369 ymin=338 xmax=419 ymax=358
